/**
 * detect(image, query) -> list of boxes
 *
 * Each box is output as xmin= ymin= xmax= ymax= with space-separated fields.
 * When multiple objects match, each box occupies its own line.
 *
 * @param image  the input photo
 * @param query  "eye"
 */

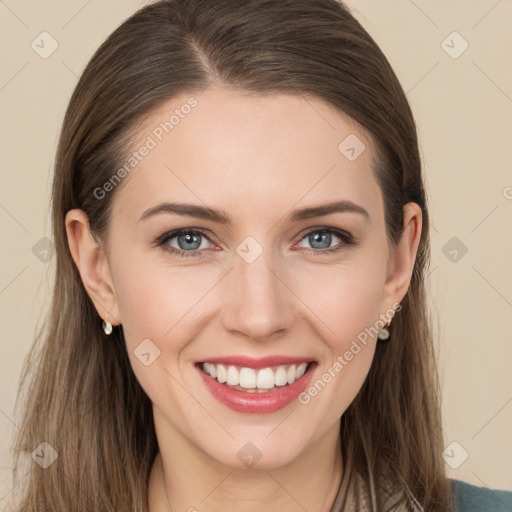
xmin=294 ymin=227 xmax=356 ymax=255
xmin=155 ymin=228 xmax=215 ymax=258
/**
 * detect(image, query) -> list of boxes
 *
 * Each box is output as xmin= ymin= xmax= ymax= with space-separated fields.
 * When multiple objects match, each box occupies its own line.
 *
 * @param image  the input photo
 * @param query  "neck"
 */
xmin=148 ymin=421 xmax=343 ymax=512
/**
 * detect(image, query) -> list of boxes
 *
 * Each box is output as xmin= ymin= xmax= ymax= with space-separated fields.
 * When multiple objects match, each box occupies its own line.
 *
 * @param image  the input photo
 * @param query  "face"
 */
xmin=88 ymin=86 xmax=412 ymax=469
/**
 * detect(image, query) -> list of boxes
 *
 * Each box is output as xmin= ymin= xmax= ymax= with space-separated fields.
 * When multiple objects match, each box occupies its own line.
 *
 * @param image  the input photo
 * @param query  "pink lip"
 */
xmin=197 ymin=355 xmax=315 ymax=369
xmin=196 ymin=361 xmax=317 ymax=414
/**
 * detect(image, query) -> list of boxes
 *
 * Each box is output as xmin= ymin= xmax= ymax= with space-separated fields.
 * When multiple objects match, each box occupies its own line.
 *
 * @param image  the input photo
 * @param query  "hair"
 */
xmin=11 ymin=0 xmax=453 ymax=510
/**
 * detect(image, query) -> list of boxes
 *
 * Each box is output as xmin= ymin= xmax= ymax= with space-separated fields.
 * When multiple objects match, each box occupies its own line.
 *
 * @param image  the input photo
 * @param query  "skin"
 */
xmin=66 ymin=85 xmax=422 ymax=512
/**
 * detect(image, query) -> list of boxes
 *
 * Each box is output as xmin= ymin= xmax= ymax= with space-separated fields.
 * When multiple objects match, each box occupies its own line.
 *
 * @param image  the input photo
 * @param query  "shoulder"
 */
xmin=450 ymin=479 xmax=512 ymax=511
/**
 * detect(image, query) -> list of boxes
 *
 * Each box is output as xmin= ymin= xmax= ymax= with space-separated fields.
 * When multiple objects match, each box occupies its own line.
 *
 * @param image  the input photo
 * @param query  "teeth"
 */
xmin=287 ymin=365 xmax=295 ymax=384
xmin=296 ymin=363 xmax=307 ymax=379
xmin=239 ymin=367 xmax=257 ymax=389
xmin=216 ymin=364 xmax=227 ymax=383
xmin=226 ymin=365 xmax=239 ymax=386
xmin=274 ymin=366 xmax=288 ymax=386
xmin=256 ymin=368 xmax=274 ymax=389
xmin=201 ymin=362 xmax=309 ymax=390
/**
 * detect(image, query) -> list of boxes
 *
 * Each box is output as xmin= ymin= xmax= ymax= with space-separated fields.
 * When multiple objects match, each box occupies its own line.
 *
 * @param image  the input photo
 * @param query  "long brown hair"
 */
xmin=11 ymin=0 xmax=453 ymax=510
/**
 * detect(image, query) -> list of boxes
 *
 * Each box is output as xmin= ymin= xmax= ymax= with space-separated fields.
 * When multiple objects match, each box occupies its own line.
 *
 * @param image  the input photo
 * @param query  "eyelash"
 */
xmin=153 ymin=227 xmax=358 ymax=258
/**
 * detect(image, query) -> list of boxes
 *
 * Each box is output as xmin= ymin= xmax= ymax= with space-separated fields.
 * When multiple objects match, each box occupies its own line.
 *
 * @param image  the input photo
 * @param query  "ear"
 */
xmin=380 ymin=202 xmax=423 ymax=315
xmin=65 ymin=208 xmax=122 ymax=326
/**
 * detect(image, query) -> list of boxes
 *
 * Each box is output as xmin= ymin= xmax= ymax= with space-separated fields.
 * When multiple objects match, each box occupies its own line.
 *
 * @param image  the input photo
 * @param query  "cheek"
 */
xmin=111 ymin=248 xmax=221 ymax=348
xmin=109 ymin=251 xmax=211 ymax=406
xmin=292 ymin=258 xmax=384 ymax=414
xmin=294 ymin=256 xmax=386 ymax=346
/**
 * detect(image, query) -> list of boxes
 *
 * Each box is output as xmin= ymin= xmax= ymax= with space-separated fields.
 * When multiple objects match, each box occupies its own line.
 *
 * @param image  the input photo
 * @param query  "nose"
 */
xmin=219 ymin=245 xmax=296 ymax=342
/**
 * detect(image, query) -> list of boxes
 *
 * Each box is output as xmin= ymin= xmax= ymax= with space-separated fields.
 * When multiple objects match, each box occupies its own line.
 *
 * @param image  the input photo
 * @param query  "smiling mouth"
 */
xmin=197 ymin=361 xmax=315 ymax=393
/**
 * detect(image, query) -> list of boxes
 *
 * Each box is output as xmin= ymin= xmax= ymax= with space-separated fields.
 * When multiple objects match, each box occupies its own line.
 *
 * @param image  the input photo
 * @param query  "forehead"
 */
xmin=112 ymin=86 xmax=382 ymax=227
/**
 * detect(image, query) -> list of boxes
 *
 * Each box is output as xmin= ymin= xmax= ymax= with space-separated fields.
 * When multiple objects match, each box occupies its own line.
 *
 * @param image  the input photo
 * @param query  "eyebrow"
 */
xmin=138 ymin=200 xmax=370 ymax=225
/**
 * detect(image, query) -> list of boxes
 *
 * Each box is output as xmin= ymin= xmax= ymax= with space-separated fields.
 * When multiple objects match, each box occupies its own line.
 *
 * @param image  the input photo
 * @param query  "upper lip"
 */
xmin=197 ymin=355 xmax=316 ymax=369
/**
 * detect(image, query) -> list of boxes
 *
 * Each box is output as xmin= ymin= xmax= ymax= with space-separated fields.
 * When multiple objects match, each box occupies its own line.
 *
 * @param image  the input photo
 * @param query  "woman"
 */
xmin=10 ymin=0 xmax=512 ymax=511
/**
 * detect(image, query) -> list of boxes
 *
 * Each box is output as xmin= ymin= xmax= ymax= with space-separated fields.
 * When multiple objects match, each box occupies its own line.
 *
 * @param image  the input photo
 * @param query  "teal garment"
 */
xmin=451 ymin=479 xmax=512 ymax=511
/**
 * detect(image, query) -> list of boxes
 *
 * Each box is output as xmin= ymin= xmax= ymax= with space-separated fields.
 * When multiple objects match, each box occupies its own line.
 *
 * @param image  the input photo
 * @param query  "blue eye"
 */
xmin=295 ymin=227 xmax=356 ymax=256
xmin=154 ymin=227 xmax=356 ymax=258
xmin=155 ymin=228 xmax=214 ymax=257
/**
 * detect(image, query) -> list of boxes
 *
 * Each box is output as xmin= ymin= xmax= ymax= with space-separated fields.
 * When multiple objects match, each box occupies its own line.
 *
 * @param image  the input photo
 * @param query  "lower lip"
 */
xmin=196 ymin=363 xmax=317 ymax=414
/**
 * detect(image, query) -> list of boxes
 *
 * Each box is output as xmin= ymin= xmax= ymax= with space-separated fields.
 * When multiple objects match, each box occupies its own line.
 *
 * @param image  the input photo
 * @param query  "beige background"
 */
xmin=1 ymin=0 xmax=511 ymax=506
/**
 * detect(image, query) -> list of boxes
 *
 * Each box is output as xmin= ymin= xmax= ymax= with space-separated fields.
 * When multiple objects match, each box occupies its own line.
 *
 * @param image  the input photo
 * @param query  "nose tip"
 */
xmin=220 ymin=251 xmax=295 ymax=340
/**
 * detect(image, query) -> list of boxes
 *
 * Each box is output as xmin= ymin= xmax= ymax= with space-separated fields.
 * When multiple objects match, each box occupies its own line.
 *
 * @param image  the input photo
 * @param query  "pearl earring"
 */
xmin=377 ymin=320 xmax=391 ymax=341
xmin=102 ymin=318 xmax=113 ymax=335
